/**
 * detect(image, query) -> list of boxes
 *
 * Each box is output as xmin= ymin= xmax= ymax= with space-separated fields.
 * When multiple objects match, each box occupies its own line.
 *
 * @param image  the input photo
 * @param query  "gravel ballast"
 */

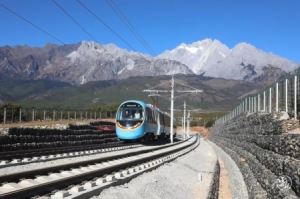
xmin=93 ymin=138 xmax=218 ymax=199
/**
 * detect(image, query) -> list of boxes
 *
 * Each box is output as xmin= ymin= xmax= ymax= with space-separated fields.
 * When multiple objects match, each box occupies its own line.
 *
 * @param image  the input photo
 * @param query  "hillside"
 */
xmin=0 ymin=75 xmax=257 ymax=111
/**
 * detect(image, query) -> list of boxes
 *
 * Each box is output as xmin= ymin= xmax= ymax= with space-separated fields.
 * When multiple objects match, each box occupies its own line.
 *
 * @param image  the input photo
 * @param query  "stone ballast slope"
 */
xmin=210 ymin=113 xmax=300 ymax=198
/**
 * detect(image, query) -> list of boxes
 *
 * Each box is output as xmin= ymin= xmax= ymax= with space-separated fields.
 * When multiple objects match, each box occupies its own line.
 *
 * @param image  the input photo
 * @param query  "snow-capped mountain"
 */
xmin=0 ymin=39 xmax=298 ymax=85
xmin=158 ymin=39 xmax=298 ymax=81
xmin=0 ymin=41 xmax=192 ymax=84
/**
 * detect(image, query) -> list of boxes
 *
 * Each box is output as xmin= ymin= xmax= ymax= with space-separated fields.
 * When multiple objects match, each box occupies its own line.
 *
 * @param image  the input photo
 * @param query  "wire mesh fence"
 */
xmin=0 ymin=108 xmax=116 ymax=124
xmin=215 ymin=72 xmax=300 ymax=124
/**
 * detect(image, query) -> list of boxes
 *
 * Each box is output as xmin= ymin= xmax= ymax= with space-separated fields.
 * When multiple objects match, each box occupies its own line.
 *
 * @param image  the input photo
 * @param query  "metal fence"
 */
xmin=0 ymin=107 xmax=116 ymax=124
xmin=215 ymin=73 xmax=300 ymax=124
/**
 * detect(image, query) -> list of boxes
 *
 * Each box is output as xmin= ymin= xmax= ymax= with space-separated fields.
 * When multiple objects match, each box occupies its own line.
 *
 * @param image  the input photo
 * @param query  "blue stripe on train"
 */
xmin=116 ymin=125 xmax=145 ymax=140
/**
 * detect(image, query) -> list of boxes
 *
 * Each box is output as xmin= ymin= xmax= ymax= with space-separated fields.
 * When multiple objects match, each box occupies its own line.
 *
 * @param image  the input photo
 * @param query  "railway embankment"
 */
xmin=209 ymin=113 xmax=300 ymax=198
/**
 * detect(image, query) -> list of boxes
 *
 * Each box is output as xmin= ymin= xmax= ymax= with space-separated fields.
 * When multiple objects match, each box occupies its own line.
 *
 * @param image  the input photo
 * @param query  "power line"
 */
xmin=106 ymin=0 xmax=154 ymax=54
xmin=76 ymin=0 xmax=136 ymax=51
xmin=51 ymin=0 xmax=97 ymax=41
xmin=0 ymin=2 xmax=65 ymax=44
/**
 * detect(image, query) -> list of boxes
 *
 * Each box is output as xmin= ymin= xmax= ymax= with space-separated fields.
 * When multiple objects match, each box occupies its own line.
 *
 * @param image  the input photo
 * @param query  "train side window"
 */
xmin=160 ymin=113 xmax=164 ymax=125
xmin=165 ymin=116 xmax=170 ymax=127
xmin=146 ymin=107 xmax=152 ymax=122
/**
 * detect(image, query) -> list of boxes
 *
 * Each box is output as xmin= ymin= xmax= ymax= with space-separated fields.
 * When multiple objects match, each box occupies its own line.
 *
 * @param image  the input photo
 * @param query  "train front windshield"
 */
xmin=117 ymin=102 xmax=144 ymax=127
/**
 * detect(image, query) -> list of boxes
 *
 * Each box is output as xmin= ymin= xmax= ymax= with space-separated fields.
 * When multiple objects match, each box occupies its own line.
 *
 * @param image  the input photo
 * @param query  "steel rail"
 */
xmin=0 ymin=137 xmax=196 ymax=199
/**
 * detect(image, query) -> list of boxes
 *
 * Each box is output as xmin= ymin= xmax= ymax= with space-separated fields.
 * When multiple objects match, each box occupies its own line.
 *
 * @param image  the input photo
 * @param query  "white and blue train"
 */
xmin=115 ymin=100 xmax=176 ymax=141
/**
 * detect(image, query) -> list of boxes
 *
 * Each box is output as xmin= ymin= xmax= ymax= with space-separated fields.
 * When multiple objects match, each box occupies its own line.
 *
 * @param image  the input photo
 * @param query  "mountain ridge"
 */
xmin=0 ymin=39 xmax=298 ymax=85
xmin=158 ymin=38 xmax=298 ymax=81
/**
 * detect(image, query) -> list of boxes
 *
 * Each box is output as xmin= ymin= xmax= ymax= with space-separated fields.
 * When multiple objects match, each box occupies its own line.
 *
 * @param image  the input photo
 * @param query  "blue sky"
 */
xmin=0 ymin=0 xmax=299 ymax=62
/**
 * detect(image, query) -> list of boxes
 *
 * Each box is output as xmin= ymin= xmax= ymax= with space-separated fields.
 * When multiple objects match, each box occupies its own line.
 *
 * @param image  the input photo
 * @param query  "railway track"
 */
xmin=0 ymin=141 xmax=141 ymax=169
xmin=0 ymin=136 xmax=198 ymax=199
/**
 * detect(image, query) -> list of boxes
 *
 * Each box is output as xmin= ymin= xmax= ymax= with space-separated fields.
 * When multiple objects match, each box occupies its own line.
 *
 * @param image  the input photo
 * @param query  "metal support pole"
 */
xmin=43 ymin=110 xmax=46 ymax=121
xmin=68 ymin=111 xmax=70 ymax=120
xmin=181 ymin=117 xmax=184 ymax=133
xmin=263 ymin=91 xmax=266 ymax=112
xmin=294 ymin=75 xmax=297 ymax=119
xmin=187 ymin=111 xmax=190 ymax=138
xmin=74 ymin=112 xmax=77 ymax=120
xmin=269 ymin=88 xmax=272 ymax=113
xmin=85 ymin=112 xmax=88 ymax=120
xmin=245 ymin=98 xmax=248 ymax=112
xmin=276 ymin=82 xmax=279 ymax=112
xmin=285 ymin=78 xmax=288 ymax=113
xmin=80 ymin=112 xmax=83 ymax=120
xmin=183 ymin=101 xmax=186 ymax=139
xmin=60 ymin=111 xmax=63 ymax=120
xmin=170 ymin=76 xmax=174 ymax=143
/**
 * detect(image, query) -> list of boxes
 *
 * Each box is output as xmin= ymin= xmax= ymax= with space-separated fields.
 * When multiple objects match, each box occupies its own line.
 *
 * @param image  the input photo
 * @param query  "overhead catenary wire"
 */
xmin=76 ymin=0 xmax=136 ymax=51
xmin=0 ymin=2 xmax=65 ymax=44
xmin=51 ymin=0 xmax=97 ymax=41
xmin=105 ymin=0 xmax=154 ymax=54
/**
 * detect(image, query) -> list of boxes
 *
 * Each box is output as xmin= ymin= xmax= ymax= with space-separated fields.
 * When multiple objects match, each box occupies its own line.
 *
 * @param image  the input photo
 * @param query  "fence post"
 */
xmin=258 ymin=94 xmax=260 ymax=112
xmin=249 ymin=97 xmax=251 ymax=113
xmin=80 ymin=112 xmax=83 ymax=120
xmin=85 ymin=112 xmax=88 ymax=120
xmin=32 ymin=109 xmax=35 ymax=121
xmin=269 ymin=88 xmax=272 ymax=113
xmin=276 ymin=82 xmax=279 ymax=112
xmin=263 ymin=91 xmax=266 ymax=112
xmin=43 ymin=110 xmax=46 ymax=121
xmin=74 ymin=111 xmax=77 ymax=120
xmin=19 ymin=108 xmax=22 ymax=123
xmin=3 ymin=108 xmax=6 ymax=124
xmin=248 ymin=97 xmax=250 ymax=113
xmin=53 ymin=110 xmax=56 ymax=121
xmin=245 ymin=98 xmax=248 ymax=112
xmin=253 ymin=97 xmax=255 ymax=112
xmin=285 ymin=78 xmax=288 ymax=113
xmin=68 ymin=111 xmax=70 ymax=120
xmin=294 ymin=75 xmax=297 ymax=119
xmin=251 ymin=97 xmax=253 ymax=113
xmin=254 ymin=95 xmax=257 ymax=113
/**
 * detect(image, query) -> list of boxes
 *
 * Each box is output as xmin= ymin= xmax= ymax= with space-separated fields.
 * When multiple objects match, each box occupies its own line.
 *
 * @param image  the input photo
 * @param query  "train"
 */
xmin=115 ymin=100 xmax=176 ymax=141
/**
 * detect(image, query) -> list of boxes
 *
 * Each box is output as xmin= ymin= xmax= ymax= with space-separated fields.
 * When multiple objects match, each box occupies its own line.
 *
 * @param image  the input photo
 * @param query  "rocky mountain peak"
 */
xmin=158 ymin=38 xmax=298 ymax=81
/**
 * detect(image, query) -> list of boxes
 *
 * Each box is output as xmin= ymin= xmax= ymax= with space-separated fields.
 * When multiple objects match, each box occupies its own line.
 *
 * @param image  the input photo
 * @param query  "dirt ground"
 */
xmin=191 ymin=126 xmax=210 ymax=139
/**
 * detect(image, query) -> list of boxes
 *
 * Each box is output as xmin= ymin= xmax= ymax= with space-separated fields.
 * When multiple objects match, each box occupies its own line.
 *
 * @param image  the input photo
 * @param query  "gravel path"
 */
xmin=93 ymin=138 xmax=217 ymax=199
xmin=209 ymin=141 xmax=249 ymax=199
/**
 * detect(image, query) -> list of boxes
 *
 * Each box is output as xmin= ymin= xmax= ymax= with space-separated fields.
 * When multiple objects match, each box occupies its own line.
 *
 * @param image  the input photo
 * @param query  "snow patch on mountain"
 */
xmin=158 ymin=39 xmax=298 ymax=80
